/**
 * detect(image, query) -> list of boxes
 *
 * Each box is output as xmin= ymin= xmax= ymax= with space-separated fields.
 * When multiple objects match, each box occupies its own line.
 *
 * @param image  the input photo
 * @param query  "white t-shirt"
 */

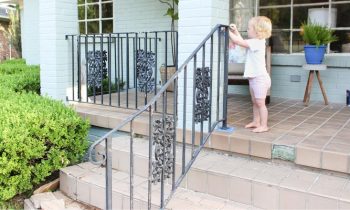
xmin=244 ymin=39 xmax=268 ymax=78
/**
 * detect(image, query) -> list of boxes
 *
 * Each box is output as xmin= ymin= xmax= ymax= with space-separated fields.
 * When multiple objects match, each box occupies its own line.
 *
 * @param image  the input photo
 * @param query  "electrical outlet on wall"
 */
xmin=290 ymin=75 xmax=301 ymax=82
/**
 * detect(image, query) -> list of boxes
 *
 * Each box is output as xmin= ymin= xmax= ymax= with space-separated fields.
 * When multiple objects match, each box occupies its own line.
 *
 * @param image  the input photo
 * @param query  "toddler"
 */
xmin=229 ymin=16 xmax=272 ymax=133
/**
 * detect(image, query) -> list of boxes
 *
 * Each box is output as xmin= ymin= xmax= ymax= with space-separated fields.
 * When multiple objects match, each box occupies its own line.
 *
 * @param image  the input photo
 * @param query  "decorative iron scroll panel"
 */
xmin=194 ymin=67 xmax=211 ymax=123
xmin=87 ymin=50 xmax=107 ymax=88
xmin=152 ymin=115 xmax=175 ymax=184
xmin=136 ymin=49 xmax=156 ymax=93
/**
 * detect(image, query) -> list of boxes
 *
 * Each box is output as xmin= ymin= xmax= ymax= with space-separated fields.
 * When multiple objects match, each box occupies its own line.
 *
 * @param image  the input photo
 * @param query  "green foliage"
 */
xmin=87 ymin=78 xmax=125 ymax=96
xmin=0 ymin=59 xmax=40 ymax=94
xmin=301 ymin=22 xmax=337 ymax=46
xmin=0 ymin=60 xmax=89 ymax=201
xmin=159 ymin=0 xmax=179 ymax=21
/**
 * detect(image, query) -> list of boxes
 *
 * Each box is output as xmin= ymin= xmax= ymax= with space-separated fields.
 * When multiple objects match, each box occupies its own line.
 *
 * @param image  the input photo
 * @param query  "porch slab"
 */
xmin=72 ymin=94 xmax=350 ymax=174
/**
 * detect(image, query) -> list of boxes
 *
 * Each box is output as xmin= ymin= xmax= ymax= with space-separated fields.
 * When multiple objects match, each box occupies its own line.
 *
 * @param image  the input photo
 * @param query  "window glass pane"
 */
xmin=230 ymin=8 xmax=254 ymax=31
xmin=260 ymin=0 xmax=290 ymax=6
xmin=78 ymin=6 xmax=85 ymax=20
xmin=79 ymin=22 xmax=86 ymax=34
xmin=270 ymin=31 xmax=290 ymax=53
xmin=87 ymin=0 xmax=99 ymax=3
xmin=260 ymin=8 xmax=291 ymax=29
xmin=292 ymin=32 xmax=304 ymax=53
xmin=294 ymin=0 xmax=328 ymax=4
xmin=293 ymin=6 xmax=330 ymax=28
xmin=102 ymin=3 xmax=113 ymax=18
xmin=87 ymin=21 xmax=99 ymax=33
xmin=78 ymin=0 xmax=85 ymax=4
xmin=102 ymin=20 xmax=113 ymax=33
xmin=330 ymin=30 xmax=350 ymax=53
xmin=87 ymin=4 xmax=99 ymax=19
xmin=231 ymin=0 xmax=256 ymax=9
xmin=333 ymin=4 xmax=350 ymax=28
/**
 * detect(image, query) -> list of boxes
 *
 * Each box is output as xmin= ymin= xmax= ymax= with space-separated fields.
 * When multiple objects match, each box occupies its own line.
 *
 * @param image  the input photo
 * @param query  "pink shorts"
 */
xmin=248 ymin=75 xmax=271 ymax=99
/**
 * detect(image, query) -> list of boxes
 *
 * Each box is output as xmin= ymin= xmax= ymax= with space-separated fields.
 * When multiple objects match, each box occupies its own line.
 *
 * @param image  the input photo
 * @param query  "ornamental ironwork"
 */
xmin=136 ymin=49 xmax=156 ymax=92
xmin=87 ymin=50 xmax=107 ymax=88
xmin=151 ymin=115 xmax=175 ymax=184
xmin=194 ymin=67 xmax=211 ymax=123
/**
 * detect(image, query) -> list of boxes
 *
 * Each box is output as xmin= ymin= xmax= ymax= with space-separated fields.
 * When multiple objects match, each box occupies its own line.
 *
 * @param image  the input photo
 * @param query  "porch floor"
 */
xmin=225 ymin=94 xmax=350 ymax=173
xmin=74 ymin=92 xmax=350 ymax=174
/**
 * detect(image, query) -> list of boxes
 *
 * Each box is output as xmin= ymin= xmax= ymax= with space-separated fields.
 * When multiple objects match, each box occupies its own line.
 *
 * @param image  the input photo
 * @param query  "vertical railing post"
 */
xmin=130 ymin=120 xmax=134 ymax=210
xmin=221 ymin=26 xmax=229 ymax=129
xmin=71 ymin=35 xmax=75 ymax=101
xmin=78 ymin=35 xmax=82 ymax=102
xmin=105 ymin=137 xmax=112 ymax=210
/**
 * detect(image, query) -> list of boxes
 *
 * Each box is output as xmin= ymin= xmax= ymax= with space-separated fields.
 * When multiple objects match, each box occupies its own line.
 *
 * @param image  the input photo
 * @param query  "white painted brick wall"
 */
xmin=114 ymin=0 xmax=174 ymax=33
xmin=39 ymin=0 xmax=78 ymax=101
xmin=22 ymin=0 xmax=40 ymax=65
xmin=229 ymin=54 xmax=350 ymax=104
xmin=177 ymin=0 xmax=229 ymax=130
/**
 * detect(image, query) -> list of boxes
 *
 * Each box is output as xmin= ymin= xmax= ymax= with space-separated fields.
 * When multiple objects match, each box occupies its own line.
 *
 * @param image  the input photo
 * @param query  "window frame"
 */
xmin=78 ymin=0 xmax=114 ymax=34
xmin=229 ymin=0 xmax=350 ymax=54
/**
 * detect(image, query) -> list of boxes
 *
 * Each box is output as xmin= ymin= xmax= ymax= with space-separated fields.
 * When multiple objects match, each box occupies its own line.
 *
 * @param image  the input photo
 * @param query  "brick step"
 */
xmin=95 ymin=136 xmax=350 ymax=210
xmin=59 ymin=162 xmax=256 ymax=210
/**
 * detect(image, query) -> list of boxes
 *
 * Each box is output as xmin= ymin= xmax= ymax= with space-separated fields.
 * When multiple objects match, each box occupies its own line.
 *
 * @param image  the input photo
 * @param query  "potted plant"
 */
xmin=158 ymin=0 xmax=178 ymax=91
xmin=300 ymin=22 xmax=337 ymax=64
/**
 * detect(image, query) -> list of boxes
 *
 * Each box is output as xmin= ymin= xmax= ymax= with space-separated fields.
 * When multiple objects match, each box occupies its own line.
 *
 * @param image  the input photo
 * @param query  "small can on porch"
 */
xmin=160 ymin=65 xmax=177 ymax=92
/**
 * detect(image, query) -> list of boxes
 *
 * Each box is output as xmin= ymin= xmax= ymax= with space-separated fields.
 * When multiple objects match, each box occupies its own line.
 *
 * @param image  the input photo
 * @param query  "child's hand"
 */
xmin=229 ymin=24 xmax=237 ymax=33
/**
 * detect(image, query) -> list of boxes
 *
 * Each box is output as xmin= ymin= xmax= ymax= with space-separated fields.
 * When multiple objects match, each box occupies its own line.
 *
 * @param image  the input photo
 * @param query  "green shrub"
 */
xmin=0 ymin=70 xmax=40 ymax=94
xmin=87 ymin=78 xmax=125 ymax=96
xmin=1 ymin=59 xmax=26 ymax=65
xmin=0 ymin=60 xmax=90 ymax=201
xmin=0 ymin=59 xmax=40 ymax=93
xmin=0 ymin=91 xmax=89 ymax=201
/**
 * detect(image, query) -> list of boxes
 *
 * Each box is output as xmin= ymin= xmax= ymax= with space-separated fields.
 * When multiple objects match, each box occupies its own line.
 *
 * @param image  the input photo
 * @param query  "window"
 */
xmin=230 ymin=0 xmax=350 ymax=53
xmin=78 ymin=0 xmax=113 ymax=34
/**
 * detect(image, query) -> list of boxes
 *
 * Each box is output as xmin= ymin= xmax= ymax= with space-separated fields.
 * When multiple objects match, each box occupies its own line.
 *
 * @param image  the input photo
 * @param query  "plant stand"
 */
xmin=302 ymin=64 xmax=328 ymax=106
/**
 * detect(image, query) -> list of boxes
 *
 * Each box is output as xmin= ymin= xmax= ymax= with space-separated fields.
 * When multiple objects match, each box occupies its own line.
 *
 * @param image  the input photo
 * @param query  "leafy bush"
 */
xmin=0 ymin=91 xmax=90 ymax=201
xmin=0 ymin=69 xmax=40 ymax=94
xmin=301 ymin=22 xmax=337 ymax=46
xmin=0 ymin=60 xmax=90 ymax=201
xmin=88 ymin=78 xmax=125 ymax=96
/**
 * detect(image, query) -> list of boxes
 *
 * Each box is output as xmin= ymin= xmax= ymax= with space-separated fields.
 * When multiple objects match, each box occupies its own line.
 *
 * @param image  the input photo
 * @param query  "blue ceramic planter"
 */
xmin=304 ymin=45 xmax=326 ymax=64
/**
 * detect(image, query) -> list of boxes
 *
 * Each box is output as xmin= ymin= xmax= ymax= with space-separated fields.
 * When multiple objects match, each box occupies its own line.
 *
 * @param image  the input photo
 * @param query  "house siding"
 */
xmin=229 ymin=54 xmax=350 ymax=104
xmin=22 ymin=0 xmax=39 ymax=65
xmin=177 ymin=0 xmax=229 ymax=129
xmin=39 ymin=0 xmax=78 ymax=101
xmin=114 ymin=0 xmax=173 ymax=33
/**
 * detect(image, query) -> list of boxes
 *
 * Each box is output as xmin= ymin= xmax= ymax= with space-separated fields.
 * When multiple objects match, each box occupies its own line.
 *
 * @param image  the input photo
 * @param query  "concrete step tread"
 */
xmin=60 ymin=163 xmax=259 ymax=210
xmin=99 ymin=136 xmax=350 ymax=205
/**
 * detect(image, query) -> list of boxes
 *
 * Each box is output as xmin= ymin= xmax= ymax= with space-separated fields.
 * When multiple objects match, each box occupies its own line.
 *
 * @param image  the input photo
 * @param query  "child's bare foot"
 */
xmin=252 ymin=126 xmax=269 ymax=133
xmin=245 ymin=122 xmax=260 ymax=129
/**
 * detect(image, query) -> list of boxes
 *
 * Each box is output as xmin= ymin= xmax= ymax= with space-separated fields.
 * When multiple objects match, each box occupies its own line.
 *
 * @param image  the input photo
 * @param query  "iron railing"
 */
xmin=66 ymin=31 xmax=178 ymax=111
xmin=88 ymin=24 xmax=230 ymax=210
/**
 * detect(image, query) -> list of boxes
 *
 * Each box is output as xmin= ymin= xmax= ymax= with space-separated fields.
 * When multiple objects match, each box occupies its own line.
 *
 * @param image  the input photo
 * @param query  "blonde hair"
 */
xmin=250 ymin=16 xmax=272 ymax=39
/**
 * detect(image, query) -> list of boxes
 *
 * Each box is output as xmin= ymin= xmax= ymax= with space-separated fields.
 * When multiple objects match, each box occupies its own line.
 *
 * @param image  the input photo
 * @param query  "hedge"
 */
xmin=0 ymin=59 xmax=89 ymax=201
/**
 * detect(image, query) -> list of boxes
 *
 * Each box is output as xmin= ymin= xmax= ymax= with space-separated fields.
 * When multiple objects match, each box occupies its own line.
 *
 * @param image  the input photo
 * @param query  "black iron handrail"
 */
xmin=88 ymin=24 xmax=230 ymax=210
